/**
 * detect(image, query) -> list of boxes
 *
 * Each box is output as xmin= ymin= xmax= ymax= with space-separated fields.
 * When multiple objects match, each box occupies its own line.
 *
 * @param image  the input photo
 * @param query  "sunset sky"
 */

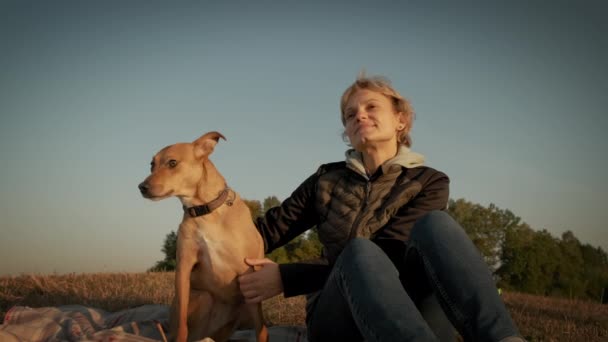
xmin=1 ymin=1 xmax=606 ymax=275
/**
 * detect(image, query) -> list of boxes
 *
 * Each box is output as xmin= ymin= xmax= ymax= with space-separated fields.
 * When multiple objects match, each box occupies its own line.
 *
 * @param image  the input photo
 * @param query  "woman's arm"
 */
xmin=255 ymin=171 xmax=321 ymax=253
xmin=241 ymin=169 xmax=327 ymax=301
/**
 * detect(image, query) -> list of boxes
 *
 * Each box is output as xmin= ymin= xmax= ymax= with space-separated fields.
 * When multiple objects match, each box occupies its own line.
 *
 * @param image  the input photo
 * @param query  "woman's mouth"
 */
xmin=356 ymin=124 xmax=375 ymax=132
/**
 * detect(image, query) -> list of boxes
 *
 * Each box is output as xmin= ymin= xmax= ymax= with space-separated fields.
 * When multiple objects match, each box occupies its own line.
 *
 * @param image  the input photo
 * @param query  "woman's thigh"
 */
xmin=307 ymin=238 xmax=437 ymax=342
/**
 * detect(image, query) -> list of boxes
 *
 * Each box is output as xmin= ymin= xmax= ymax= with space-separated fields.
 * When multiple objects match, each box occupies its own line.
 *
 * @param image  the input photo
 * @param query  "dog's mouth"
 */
xmin=139 ymin=183 xmax=174 ymax=200
xmin=145 ymin=190 xmax=174 ymax=201
xmin=145 ymin=189 xmax=173 ymax=200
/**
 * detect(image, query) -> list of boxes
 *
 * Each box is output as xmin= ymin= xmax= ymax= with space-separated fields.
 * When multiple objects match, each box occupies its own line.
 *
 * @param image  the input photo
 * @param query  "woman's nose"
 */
xmin=355 ymin=108 xmax=368 ymax=120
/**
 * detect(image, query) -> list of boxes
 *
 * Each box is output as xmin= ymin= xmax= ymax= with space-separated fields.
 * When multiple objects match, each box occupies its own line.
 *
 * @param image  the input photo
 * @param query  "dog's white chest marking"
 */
xmin=194 ymin=226 xmax=239 ymax=277
xmin=190 ymin=225 xmax=246 ymax=302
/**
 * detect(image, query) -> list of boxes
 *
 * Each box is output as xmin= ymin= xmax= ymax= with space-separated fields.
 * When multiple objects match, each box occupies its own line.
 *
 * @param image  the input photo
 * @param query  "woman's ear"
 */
xmin=397 ymin=112 xmax=411 ymax=132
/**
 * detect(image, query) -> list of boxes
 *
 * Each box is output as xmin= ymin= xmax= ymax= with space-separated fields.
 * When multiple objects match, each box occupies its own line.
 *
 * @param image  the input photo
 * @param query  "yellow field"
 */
xmin=1 ymin=273 xmax=606 ymax=341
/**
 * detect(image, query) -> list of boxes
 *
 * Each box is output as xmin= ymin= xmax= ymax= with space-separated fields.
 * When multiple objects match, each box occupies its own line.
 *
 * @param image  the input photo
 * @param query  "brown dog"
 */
xmin=138 ymin=131 xmax=269 ymax=342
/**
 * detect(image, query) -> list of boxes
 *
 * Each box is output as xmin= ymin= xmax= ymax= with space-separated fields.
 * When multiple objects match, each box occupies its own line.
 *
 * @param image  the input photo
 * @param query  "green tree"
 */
xmin=553 ymin=231 xmax=585 ymax=297
xmin=258 ymin=196 xmax=324 ymax=263
xmin=148 ymin=231 xmax=177 ymax=272
xmin=303 ymin=228 xmax=323 ymax=258
xmin=497 ymin=223 xmax=535 ymax=290
xmin=262 ymin=196 xmax=281 ymax=213
xmin=266 ymin=230 xmax=323 ymax=263
xmin=529 ymin=230 xmax=563 ymax=295
xmin=498 ymin=228 xmax=563 ymax=295
xmin=580 ymin=243 xmax=608 ymax=301
xmin=267 ymin=246 xmax=291 ymax=263
xmin=447 ymin=199 xmax=521 ymax=272
xmin=243 ymin=199 xmax=262 ymax=220
xmin=498 ymin=225 xmax=608 ymax=300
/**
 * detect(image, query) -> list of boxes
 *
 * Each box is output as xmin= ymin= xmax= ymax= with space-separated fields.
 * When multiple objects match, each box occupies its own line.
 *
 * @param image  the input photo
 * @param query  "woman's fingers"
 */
xmin=238 ymin=258 xmax=283 ymax=302
xmin=244 ymin=295 xmax=264 ymax=304
xmin=240 ymin=279 xmax=265 ymax=304
xmin=244 ymin=258 xmax=275 ymax=270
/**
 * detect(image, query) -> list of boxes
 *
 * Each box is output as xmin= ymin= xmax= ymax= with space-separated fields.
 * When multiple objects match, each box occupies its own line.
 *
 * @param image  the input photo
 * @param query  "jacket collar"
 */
xmin=345 ymin=145 xmax=425 ymax=179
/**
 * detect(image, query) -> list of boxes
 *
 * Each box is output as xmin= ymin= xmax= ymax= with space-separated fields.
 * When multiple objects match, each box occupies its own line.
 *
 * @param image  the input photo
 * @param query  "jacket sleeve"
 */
xmin=254 ymin=171 xmax=321 ymax=253
xmin=254 ymin=170 xmax=329 ymax=297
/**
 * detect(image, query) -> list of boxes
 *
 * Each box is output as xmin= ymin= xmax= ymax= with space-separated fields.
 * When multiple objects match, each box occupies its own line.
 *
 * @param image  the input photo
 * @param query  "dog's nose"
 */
xmin=138 ymin=182 xmax=149 ymax=195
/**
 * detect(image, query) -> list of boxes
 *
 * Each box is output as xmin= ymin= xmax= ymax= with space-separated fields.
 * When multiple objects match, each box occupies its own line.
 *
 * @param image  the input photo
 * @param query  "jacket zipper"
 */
xmin=348 ymin=180 xmax=371 ymax=239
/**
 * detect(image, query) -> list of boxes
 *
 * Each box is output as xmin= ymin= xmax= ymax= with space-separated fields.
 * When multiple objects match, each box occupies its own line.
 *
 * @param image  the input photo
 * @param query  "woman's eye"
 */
xmin=168 ymin=160 xmax=177 ymax=168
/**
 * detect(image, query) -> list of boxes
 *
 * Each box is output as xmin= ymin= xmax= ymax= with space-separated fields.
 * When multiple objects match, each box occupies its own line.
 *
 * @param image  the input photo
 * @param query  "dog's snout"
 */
xmin=138 ymin=182 xmax=149 ymax=195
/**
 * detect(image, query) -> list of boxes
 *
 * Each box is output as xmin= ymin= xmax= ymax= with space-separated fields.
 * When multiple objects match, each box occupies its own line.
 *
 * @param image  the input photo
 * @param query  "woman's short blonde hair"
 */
xmin=340 ymin=73 xmax=415 ymax=147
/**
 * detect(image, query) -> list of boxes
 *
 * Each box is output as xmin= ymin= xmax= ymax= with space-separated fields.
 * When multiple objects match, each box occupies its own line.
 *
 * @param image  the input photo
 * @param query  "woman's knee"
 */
xmin=338 ymin=238 xmax=394 ymax=273
xmin=411 ymin=210 xmax=467 ymax=247
xmin=341 ymin=238 xmax=382 ymax=261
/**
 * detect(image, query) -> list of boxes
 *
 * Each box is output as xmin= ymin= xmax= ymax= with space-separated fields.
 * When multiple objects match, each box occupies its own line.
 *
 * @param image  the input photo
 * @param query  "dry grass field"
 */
xmin=1 ymin=272 xmax=607 ymax=341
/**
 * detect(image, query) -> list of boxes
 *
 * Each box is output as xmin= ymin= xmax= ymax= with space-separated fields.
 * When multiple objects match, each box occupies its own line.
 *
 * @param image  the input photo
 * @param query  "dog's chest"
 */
xmin=191 ymin=226 xmax=246 ymax=292
xmin=195 ymin=228 xmax=234 ymax=268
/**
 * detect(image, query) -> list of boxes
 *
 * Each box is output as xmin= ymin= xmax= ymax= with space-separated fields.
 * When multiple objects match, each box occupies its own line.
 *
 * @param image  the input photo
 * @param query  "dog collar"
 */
xmin=184 ymin=187 xmax=233 ymax=217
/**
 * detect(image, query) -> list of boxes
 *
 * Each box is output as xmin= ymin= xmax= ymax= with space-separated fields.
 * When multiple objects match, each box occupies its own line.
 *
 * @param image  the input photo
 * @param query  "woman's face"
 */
xmin=344 ymin=89 xmax=403 ymax=151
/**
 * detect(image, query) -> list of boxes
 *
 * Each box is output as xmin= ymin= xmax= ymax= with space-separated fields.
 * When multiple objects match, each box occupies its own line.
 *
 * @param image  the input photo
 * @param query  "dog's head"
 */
xmin=138 ymin=131 xmax=226 ymax=201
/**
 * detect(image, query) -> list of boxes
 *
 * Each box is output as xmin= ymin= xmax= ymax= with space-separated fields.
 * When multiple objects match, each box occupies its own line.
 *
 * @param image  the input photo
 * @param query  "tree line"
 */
xmin=150 ymin=196 xmax=608 ymax=302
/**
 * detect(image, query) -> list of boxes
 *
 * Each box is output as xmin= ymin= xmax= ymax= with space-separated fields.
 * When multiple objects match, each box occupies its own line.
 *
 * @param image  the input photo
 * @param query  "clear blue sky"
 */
xmin=1 ymin=1 xmax=606 ymax=276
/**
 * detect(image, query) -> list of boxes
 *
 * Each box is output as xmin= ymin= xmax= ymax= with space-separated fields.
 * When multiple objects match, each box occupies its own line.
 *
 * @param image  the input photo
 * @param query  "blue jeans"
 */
xmin=306 ymin=211 xmax=520 ymax=342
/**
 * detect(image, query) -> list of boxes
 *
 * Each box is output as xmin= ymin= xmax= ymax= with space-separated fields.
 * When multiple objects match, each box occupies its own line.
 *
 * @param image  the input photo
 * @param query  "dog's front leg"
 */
xmin=246 ymin=303 xmax=269 ymax=342
xmin=174 ymin=234 xmax=199 ymax=342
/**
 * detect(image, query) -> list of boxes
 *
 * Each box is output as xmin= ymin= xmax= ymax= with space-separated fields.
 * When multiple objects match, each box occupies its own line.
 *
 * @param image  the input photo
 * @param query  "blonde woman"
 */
xmin=239 ymin=74 xmax=523 ymax=342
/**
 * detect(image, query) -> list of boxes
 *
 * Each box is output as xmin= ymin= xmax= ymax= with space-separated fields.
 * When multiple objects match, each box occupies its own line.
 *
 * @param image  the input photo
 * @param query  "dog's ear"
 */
xmin=193 ymin=131 xmax=226 ymax=158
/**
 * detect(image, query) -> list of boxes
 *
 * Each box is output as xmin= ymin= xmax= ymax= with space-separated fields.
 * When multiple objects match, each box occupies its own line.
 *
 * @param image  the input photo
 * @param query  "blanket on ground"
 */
xmin=0 ymin=305 xmax=308 ymax=342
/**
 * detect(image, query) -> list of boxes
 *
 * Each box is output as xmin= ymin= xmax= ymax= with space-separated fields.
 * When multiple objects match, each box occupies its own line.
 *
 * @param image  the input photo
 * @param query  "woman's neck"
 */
xmin=360 ymin=143 xmax=398 ymax=175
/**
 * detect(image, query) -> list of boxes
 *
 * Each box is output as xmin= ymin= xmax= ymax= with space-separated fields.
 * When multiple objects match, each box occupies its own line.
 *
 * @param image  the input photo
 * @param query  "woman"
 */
xmin=238 ymin=74 xmax=523 ymax=342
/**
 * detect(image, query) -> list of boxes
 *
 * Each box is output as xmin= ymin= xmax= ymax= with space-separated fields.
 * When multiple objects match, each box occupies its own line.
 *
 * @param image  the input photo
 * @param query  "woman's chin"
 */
xmin=351 ymin=139 xmax=370 ymax=151
xmin=351 ymin=136 xmax=397 ymax=152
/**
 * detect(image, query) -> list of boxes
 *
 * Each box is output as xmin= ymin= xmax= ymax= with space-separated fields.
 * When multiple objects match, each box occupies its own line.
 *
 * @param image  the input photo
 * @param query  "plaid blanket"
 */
xmin=0 ymin=305 xmax=308 ymax=342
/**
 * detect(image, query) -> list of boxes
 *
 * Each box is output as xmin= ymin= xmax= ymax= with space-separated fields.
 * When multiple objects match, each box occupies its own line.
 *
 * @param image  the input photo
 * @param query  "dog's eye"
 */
xmin=150 ymin=161 xmax=155 ymax=172
xmin=168 ymin=160 xmax=178 ymax=168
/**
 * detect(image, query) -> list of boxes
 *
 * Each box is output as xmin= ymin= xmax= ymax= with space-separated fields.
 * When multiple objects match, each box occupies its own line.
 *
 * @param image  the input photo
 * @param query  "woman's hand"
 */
xmin=238 ymin=258 xmax=284 ymax=304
